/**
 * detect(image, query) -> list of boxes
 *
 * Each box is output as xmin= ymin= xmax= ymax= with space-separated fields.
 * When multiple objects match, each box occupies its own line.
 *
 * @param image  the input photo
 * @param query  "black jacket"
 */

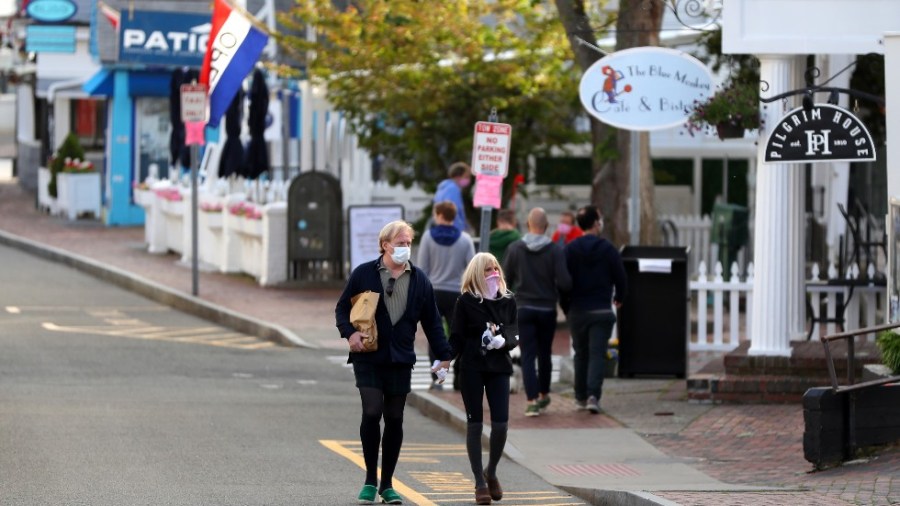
xmin=335 ymin=258 xmax=451 ymax=366
xmin=503 ymin=237 xmax=572 ymax=309
xmin=563 ymin=235 xmax=627 ymax=313
xmin=449 ymin=292 xmax=519 ymax=374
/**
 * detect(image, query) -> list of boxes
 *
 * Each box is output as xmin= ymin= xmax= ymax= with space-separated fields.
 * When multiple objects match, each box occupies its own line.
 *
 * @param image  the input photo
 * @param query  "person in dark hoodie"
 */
xmin=449 ymin=252 xmax=519 ymax=505
xmin=418 ymin=200 xmax=475 ymax=389
xmin=502 ymin=207 xmax=571 ymax=417
xmin=563 ymin=205 xmax=627 ymax=414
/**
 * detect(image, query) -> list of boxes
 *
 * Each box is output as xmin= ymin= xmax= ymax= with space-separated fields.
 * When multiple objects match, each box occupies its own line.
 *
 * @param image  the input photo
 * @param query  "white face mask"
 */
xmin=391 ymin=246 xmax=411 ymax=265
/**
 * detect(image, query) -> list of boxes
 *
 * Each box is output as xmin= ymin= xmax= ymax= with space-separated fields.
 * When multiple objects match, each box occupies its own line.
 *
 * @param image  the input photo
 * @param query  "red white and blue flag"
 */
xmin=200 ymin=0 xmax=268 ymax=128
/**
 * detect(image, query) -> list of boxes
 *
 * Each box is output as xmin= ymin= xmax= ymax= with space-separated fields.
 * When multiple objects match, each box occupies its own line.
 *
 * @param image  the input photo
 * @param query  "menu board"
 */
xmin=348 ymin=205 xmax=405 ymax=272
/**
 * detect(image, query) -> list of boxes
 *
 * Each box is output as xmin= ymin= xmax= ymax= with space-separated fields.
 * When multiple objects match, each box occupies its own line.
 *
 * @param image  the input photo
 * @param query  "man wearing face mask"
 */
xmin=335 ymin=220 xmax=452 ymax=505
xmin=433 ymin=161 xmax=473 ymax=233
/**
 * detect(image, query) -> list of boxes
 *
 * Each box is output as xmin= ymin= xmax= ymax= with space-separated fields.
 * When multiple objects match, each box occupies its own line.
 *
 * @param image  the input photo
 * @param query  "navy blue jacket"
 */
xmin=335 ymin=258 xmax=452 ymax=366
xmin=563 ymin=235 xmax=627 ymax=312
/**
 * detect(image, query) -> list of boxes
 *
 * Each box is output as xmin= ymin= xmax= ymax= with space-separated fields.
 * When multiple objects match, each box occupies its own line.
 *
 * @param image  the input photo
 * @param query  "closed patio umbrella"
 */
xmin=219 ymin=89 xmax=245 ymax=178
xmin=244 ymin=68 xmax=270 ymax=180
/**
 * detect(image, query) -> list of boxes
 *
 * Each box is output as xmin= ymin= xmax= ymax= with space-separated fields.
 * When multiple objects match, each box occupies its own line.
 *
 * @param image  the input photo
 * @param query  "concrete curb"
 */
xmin=0 ymin=229 xmax=314 ymax=349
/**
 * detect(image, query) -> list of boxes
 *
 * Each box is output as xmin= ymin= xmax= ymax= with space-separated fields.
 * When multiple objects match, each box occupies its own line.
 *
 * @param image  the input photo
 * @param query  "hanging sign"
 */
xmin=180 ymin=83 xmax=208 ymax=123
xmin=579 ymin=46 xmax=713 ymax=131
xmin=764 ymin=104 xmax=876 ymax=163
xmin=471 ymin=121 xmax=512 ymax=177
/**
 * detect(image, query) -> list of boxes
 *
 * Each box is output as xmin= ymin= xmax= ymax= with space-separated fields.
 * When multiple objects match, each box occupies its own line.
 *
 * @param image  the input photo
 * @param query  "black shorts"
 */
xmin=353 ymin=362 xmax=413 ymax=396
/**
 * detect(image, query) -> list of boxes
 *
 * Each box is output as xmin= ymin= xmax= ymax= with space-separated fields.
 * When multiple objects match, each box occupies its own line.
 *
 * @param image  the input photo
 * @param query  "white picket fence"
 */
xmin=688 ymin=260 xmax=885 ymax=351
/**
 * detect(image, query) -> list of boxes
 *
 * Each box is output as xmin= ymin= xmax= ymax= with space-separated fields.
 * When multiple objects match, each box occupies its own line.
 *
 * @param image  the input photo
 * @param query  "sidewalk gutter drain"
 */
xmin=547 ymin=463 xmax=641 ymax=477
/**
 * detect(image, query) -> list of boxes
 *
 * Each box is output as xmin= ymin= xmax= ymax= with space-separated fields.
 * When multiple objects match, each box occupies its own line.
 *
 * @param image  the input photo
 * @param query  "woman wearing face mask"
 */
xmin=448 ymin=252 xmax=519 ymax=505
xmin=335 ymin=220 xmax=452 ymax=505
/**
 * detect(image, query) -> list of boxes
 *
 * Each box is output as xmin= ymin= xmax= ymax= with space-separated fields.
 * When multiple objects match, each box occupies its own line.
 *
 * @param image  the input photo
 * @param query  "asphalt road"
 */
xmin=0 ymin=243 xmax=584 ymax=506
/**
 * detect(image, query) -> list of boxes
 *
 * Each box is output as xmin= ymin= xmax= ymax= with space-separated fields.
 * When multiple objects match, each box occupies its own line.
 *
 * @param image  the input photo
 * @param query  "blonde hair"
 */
xmin=378 ymin=220 xmax=415 ymax=254
xmin=461 ymin=252 xmax=512 ymax=299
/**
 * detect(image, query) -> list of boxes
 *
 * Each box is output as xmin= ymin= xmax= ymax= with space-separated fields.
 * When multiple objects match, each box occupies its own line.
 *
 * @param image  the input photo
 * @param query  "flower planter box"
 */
xmin=198 ymin=209 xmax=226 ymax=269
xmin=159 ymin=196 xmax=185 ymax=254
xmin=56 ymin=171 xmax=101 ymax=220
xmin=37 ymin=167 xmax=57 ymax=215
xmin=237 ymin=216 xmax=263 ymax=237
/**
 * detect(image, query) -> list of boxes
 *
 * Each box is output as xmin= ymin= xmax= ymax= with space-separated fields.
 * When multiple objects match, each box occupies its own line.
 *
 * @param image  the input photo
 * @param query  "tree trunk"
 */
xmin=555 ymin=0 xmax=663 ymax=246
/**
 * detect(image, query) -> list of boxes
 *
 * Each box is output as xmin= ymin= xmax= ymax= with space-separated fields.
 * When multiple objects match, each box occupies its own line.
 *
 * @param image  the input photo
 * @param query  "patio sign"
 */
xmin=578 ymin=46 xmax=713 ymax=131
xmin=119 ymin=10 xmax=210 ymax=66
xmin=763 ymin=103 xmax=876 ymax=163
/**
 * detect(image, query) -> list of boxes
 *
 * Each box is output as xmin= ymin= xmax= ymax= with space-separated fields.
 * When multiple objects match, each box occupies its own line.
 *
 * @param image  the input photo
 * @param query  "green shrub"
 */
xmin=876 ymin=330 xmax=900 ymax=374
xmin=48 ymin=133 xmax=85 ymax=198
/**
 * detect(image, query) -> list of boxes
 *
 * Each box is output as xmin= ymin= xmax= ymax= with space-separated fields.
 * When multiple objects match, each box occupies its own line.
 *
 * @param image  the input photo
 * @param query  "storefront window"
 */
xmin=135 ymin=97 xmax=171 ymax=182
xmin=69 ymin=99 xmax=106 ymax=150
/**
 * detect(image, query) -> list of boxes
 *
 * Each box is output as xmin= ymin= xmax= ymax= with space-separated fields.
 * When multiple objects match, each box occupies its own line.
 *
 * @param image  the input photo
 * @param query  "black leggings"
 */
xmin=458 ymin=369 xmax=510 ymax=487
xmin=359 ymin=387 xmax=407 ymax=492
xmin=459 ymin=369 xmax=510 ymax=424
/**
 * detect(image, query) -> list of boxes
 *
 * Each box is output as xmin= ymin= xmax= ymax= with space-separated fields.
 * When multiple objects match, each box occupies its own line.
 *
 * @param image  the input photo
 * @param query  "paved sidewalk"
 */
xmin=1 ymin=181 xmax=898 ymax=505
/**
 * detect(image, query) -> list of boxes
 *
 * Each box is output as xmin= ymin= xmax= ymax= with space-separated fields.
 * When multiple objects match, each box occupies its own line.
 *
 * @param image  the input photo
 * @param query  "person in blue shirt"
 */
xmin=433 ymin=161 xmax=472 ymax=233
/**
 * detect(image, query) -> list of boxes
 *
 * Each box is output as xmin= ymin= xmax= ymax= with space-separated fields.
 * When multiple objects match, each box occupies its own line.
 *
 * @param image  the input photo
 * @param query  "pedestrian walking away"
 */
xmin=433 ymin=161 xmax=473 ymax=234
xmin=417 ymin=200 xmax=475 ymax=390
xmin=562 ymin=205 xmax=626 ymax=414
xmin=449 ymin=253 xmax=519 ymax=505
xmin=335 ymin=220 xmax=452 ymax=505
xmin=502 ymin=207 xmax=571 ymax=417
xmin=488 ymin=208 xmax=521 ymax=262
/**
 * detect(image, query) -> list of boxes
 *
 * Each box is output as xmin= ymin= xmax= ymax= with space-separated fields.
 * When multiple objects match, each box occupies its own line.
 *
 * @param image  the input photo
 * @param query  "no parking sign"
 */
xmin=471 ymin=121 xmax=511 ymax=177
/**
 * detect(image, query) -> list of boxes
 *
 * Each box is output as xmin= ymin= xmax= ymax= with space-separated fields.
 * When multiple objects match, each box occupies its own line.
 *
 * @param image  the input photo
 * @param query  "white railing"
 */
xmin=690 ymin=261 xmax=754 ymax=351
xmin=660 ymin=214 xmax=713 ymax=275
xmin=688 ymin=260 xmax=886 ymax=351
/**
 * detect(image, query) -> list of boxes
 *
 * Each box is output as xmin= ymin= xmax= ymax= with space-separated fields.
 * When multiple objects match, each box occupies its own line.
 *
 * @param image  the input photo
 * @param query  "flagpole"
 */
xmin=222 ymin=0 xmax=276 ymax=39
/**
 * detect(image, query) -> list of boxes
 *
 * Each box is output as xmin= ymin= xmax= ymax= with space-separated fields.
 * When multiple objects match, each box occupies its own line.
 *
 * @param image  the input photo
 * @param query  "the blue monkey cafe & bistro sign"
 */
xmin=579 ymin=47 xmax=713 ymax=131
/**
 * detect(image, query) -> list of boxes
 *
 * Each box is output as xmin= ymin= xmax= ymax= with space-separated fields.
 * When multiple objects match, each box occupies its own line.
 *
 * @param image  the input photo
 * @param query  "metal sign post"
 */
xmin=471 ymin=108 xmax=512 ymax=253
xmin=181 ymin=82 xmax=208 ymax=296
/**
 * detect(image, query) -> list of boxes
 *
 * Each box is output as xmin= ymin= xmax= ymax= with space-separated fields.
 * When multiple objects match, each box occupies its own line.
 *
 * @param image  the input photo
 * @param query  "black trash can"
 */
xmin=617 ymin=246 xmax=689 ymax=378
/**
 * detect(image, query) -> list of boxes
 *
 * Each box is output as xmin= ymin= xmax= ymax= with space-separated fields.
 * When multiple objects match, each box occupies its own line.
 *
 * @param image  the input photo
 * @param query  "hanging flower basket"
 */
xmin=715 ymin=120 xmax=745 ymax=140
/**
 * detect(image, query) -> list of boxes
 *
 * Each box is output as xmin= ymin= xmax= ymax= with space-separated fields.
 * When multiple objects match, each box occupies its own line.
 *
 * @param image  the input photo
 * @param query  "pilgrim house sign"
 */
xmin=764 ymin=103 xmax=876 ymax=163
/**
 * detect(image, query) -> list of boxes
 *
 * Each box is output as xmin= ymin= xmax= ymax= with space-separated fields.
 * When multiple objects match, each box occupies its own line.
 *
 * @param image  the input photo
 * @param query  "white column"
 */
xmin=886 ymin=34 xmax=900 ymax=200
xmin=820 ymin=54 xmax=854 ymax=265
xmin=749 ymin=54 xmax=805 ymax=356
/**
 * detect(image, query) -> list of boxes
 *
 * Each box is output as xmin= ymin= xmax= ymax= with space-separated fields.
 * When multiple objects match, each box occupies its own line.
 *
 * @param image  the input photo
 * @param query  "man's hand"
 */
xmin=347 ymin=331 xmax=368 ymax=352
xmin=431 ymin=360 xmax=451 ymax=383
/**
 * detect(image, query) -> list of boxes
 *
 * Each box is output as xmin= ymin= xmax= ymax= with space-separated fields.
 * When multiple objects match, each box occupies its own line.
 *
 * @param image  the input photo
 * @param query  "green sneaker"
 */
xmin=357 ymin=484 xmax=377 ymax=504
xmin=524 ymin=403 xmax=541 ymax=417
xmin=537 ymin=396 xmax=551 ymax=412
xmin=379 ymin=487 xmax=403 ymax=504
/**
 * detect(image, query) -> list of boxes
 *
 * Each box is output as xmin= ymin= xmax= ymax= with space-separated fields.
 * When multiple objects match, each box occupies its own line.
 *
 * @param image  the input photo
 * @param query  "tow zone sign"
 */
xmin=471 ymin=121 xmax=512 ymax=178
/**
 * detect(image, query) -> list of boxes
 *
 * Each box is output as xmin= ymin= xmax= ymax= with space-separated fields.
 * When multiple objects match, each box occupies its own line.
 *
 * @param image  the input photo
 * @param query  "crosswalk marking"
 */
xmin=40 ymin=321 xmax=276 ymax=350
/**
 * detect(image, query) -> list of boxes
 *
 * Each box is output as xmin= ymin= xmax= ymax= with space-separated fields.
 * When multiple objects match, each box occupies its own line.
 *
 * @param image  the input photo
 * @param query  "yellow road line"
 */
xmin=320 ymin=439 xmax=437 ymax=506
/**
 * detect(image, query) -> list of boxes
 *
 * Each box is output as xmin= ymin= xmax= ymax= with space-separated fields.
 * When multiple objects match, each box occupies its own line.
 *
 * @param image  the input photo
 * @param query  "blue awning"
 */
xmin=83 ymin=68 xmax=176 ymax=98
xmin=83 ymin=69 xmax=113 ymax=97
